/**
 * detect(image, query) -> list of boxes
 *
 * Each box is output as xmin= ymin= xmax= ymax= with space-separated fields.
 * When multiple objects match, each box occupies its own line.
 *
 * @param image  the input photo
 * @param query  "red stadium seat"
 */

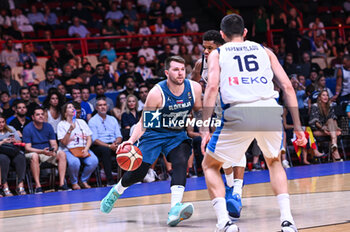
xmin=88 ymin=28 xmax=101 ymax=36
xmin=46 ymin=2 xmax=61 ymax=9
xmin=23 ymin=31 xmax=36 ymax=39
xmin=54 ymin=29 xmax=68 ymax=38
xmin=61 ymin=2 xmax=75 ymax=9
xmin=331 ymin=6 xmax=343 ymax=13
xmin=37 ymin=30 xmax=46 ymax=38
xmin=317 ymin=6 xmax=330 ymax=14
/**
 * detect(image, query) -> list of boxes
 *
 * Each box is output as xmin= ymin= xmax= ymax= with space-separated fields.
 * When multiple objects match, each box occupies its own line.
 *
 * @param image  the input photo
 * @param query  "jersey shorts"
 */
xmin=207 ymin=98 xmax=283 ymax=164
xmin=136 ymin=129 xmax=191 ymax=165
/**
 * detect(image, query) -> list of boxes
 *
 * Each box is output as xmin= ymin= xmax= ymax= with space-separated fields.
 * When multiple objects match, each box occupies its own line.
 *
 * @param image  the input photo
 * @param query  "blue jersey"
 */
xmin=137 ymin=79 xmax=195 ymax=164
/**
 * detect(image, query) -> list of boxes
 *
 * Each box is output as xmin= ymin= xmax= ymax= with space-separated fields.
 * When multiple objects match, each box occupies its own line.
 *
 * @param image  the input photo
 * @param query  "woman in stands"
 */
xmin=309 ymin=90 xmax=342 ymax=161
xmin=112 ymin=93 xmax=127 ymax=126
xmin=43 ymin=89 xmax=63 ymax=134
xmin=0 ymin=114 xmax=26 ymax=196
xmin=57 ymin=103 xmax=98 ymax=190
xmin=121 ymin=94 xmax=140 ymax=140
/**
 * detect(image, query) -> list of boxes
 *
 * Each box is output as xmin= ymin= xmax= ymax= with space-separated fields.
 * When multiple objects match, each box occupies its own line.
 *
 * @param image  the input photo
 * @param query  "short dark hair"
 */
xmin=220 ymin=14 xmax=245 ymax=39
xmin=96 ymin=96 xmax=107 ymax=103
xmin=13 ymin=99 xmax=26 ymax=108
xmin=94 ymin=83 xmax=104 ymax=88
xmin=165 ymin=56 xmax=185 ymax=70
xmin=19 ymin=87 xmax=29 ymax=94
xmin=0 ymin=91 xmax=10 ymax=97
xmin=96 ymin=64 xmax=104 ymax=69
xmin=33 ymin=106 xmax=44 ymax=115
xmin=71 ymin=85 xmax=81 ymax=94
xmin=203 ymin=30 xmax=225 ymax=45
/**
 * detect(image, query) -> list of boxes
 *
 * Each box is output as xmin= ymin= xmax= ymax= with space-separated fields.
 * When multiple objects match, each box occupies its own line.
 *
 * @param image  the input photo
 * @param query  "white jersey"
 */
xmin=218 ymin=40 xmax=278 ymax=105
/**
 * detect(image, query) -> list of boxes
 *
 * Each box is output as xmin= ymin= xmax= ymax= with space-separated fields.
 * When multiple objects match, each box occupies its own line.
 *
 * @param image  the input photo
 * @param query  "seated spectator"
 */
xmin=57 ymin=103 xmax=98 ymax=190
xmin=118 ymin=62 xmax=145 ymax=88
xmin=105 ymin=2 xmax=124 ymax=23
xmin=0 ymin=65 xmax=21 ymax=98
xmin=0 ymin=114 xmax=26 ymax=196
xmin=332 ymin=55 xmax=350 ymax=103
xmin=164 ymin=13 xmax=182 ymax=33
xmin=11 ymin=8 xmax=34 ymax=34
xmin=78 ymin=62 xmax=95 ymax=86
xmin=153 ymin=16 xmax=166 ymax=34
xmin=191 ymin=44 xmax=202 ymax=65
xmin=59 ymin=64 xmax=82 ymax=89
xmin=101 ymin=18 xmax=120 ymax=36
xmin=178 ymin=44 xmax=193 ymax=69
xmin=138 ymin=40 xmax=156 ymax=65
xmin=166 ymin=0 xmax=183 ymax=19
xmin=68 ymin=17 xmax=90 ymax=38
xmin=89 ymin=97 xmax=122 ymax=186
xmin=123 ymin=1 xmax=140 ymax=23
xmin=43 ymin=90 xmax=63 ymax=134
xmin=89 ymin=64 xmax=113 ymax=93
xmin=137 ymin=85 xmax=149 ymax=111
xmin=0 ymin=39 xmax=20 ymax=68
xmin=157 ymin=44 xmax=175 ymax=67
xmin=136 ymin=56 xmax=153 ymax=80
xmin=20 ymin=60 xmax=39 ymax=86
xmin=8 ymin=100 xmax=30 ymax=137
xmin=310 ymin=76 xmax=334 ymax=103
xmin=0 ymin=91 xmax=14 ymax=119
xmin=23 ymin=107 xmax=68 ymax=193
xmin=119 ymin=16 xmax=135 ymax=37
xmin=39 ymin=69 xmax=62 ymax=95
xmin=21 ymin=45 xmax=36 ymax=65
xmin=70 ymin=1 xmax=92 ymax=27
xmin=138 ymin=19 xmax=151 ymax=36
xmin=148 ymin=3 xmax=163 ymax=24
xmin=27 ymin=5 xmax=49 ymax=31
xmin=70 ymin=86 xmax=92 ymax=121
xmin=57 ymin=84 xmax=70 ymax=103
xmin=89 ymin=83 xmax=114 ymax=111
xmin=46 ymin=49 xmax=62 ymax=74
xmin=186 ymin=17 xmax=199 ymax=33
xmin=81 ymin=86 xmax=94 ymax=112
xmin=115 ymin=60 xmax=127 ymax=83
xmin=121 ymin=76 xmax=140 ymax=98
xmin=59 ymin=43 xmax=79 ymax=68
xmin=121 ymin=94 xmax=140 ymax=139
xmin=27 ymin=85 xmax=41 ymax=117
xmin=137 ymin=0 xmax=152 ymax=13
xmin=100 ymin=41 xmax=118 ymax=63
xmin=309 ymin=90 xmax=342 ymax=161
xmin=112 ymin=93 xmax=126 ymax=124
xmin=308 ymin=17 xmax=326 ymax=37
xmin=330 ymin=50 xmax=344 ymax=69
xmin=18 ymin=87 xmax=30 ymax=108
xmin=43 ymin=5 xmax=58 ymax=30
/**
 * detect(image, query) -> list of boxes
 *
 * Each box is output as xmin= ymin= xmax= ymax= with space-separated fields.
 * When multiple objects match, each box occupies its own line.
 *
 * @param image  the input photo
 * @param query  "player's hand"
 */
xmin=200 ymin=131 xmax=211 ymax=155
xmin=294 ymin=130 xmax=307 ymax=147
xmin=117 ymin=140 xmax=133 ymax=153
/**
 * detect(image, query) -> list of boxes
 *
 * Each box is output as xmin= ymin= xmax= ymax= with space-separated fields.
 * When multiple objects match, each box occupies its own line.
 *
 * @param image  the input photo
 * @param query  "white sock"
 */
xmin=277 ymin=193 xmax=294 ymax=224
xmin=212 ymin=197 xmax=230 ymax=228
xmin=233 ymin=179 xmax=243 ymax=197
xmin=225 ymin=172 xmax=234 ymax=188
xmin=170 ymin=185 xmax=185 ymax=207
xmin=114 ymin=180 xmax=128 ymax=195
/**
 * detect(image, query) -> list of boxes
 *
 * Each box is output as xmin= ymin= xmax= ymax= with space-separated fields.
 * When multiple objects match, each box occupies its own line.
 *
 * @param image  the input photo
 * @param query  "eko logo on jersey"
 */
xmin=228 ymin=76 xmax=268 ymax=86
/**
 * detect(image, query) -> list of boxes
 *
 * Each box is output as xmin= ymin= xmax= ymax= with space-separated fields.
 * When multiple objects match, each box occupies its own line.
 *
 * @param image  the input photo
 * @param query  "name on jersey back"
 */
xmin=225 ymin=45 xmax=259 ymax=52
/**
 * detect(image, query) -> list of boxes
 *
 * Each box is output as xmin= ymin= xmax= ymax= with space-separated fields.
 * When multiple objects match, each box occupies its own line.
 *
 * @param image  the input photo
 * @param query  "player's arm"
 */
xmin=202 ymin=49 xmax=220 ymax=129
xmin=190 ymin=59 xmax=202 ymax=82
xmin=124 ymin=86 xmax=162 ymax=145
xmin=265 ymin=48 xmax=306 ymax=146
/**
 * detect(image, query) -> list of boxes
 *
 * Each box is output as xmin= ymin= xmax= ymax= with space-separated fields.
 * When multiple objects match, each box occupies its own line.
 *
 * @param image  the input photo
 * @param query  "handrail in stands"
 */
xmin=0 ymin=32 xmax=204 ymax=57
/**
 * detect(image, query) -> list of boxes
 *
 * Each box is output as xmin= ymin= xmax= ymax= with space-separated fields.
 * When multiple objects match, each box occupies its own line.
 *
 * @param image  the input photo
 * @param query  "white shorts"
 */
xmin=207 ymin=98 xmax=283 ymax=164
xmin=222 ymin=154 xmax=246 ymax=169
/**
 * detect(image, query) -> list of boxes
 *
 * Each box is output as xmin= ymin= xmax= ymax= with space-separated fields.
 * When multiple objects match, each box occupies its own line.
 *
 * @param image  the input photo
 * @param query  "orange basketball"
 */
xmin=116 ymin=144 xmax=143 ymax=171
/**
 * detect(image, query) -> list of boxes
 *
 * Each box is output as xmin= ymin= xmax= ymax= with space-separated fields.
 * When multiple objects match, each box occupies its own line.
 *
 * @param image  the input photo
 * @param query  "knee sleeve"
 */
xmin=167 ymin=141 xmax=192 ymax=186
xmin=121 ymin=162 xmax=151 ymax=187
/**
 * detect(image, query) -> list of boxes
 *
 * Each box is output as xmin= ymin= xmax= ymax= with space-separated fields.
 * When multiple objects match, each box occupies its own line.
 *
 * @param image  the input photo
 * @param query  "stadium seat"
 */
xmin=312 ymin=57 xmax=327 ymax=70
xmin=33 ymin=65 xmax=46 ymax=82
xmin=37 ymin=57 xmax=48 ymax=71
xmin=12 ymin=66 xmax=23 ymax=86
xmin=86 ymin=55 xmax=99 ymax=67
xmin=54 ymin=29 xmax=68 ymax=38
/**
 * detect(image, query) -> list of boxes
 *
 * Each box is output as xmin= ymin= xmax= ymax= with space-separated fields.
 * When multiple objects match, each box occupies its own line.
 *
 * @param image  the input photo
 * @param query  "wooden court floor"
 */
xmin=1 ymin=172 xmax=349 ymax=232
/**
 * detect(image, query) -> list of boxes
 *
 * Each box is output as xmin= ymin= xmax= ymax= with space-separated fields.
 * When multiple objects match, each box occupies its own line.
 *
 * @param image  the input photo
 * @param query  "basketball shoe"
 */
xmin=216 ymin=221 xmax=239 ymax=232
xmin=167 ymin=202 xmax=194 ymax=226
xmin=225 ymin=185 xmax=242 ymax=218
xmin=281 ymin=220 xmax=298 ymax=232
xmin=100 ymin=187 xmax=121 ymax=214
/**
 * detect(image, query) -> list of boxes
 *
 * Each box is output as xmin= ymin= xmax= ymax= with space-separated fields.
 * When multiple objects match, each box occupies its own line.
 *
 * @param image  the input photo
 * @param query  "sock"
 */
xmin=170 ymin=185 xmax=185 ymax=207
xmin=212 ymin=197 xmax=230 ymax=228
xmin=277 ymin=193 xmax=294 ymax=224
xmin=114 ymin=180 xmax=128 ymax=195
xmin=233 ymin=179 xmax=243 ymax=197
xmin=225 ymin=172 xmax=234 ymax=188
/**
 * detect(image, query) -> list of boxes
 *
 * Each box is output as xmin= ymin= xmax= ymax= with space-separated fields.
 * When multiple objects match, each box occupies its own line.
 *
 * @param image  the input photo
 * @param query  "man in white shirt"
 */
xmin=137 ymin=85 xmax=149 ymax=111
xmin=135 ymin=56 xmax=153 ymax=80
xmin=137 ymin=40 xmax=156 ymax=65
xmin=165 ymin=0 xmax=182 ymax=19
xmin=68 ymin=17 xmax=90 ymax=38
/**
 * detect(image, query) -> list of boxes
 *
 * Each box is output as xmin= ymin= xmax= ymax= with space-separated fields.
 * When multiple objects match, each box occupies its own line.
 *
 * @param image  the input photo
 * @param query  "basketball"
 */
xmin=116 ymin=144 xmax=143 ymax=171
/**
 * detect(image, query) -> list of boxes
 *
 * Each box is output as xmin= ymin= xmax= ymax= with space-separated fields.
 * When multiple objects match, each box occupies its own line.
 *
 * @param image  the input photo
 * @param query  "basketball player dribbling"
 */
xmin=192 ymin=30 xmax=245 ymax=219
xmin=201 ymin=14 xmax=307 ymax=232
xmin=100 ymin=56 xmax=203 ymax=227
